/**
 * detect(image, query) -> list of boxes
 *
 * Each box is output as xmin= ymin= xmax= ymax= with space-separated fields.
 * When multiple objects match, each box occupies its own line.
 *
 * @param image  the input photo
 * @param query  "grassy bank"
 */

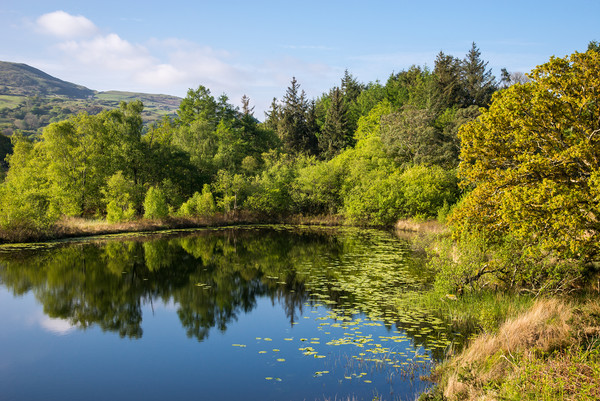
xmin=0 ymin=213 xmax=348 ymax=244
xmin=419 ymin=296 xmax=600 ymax=401
xmin=403 ymin=221 xmax=600 ymax=401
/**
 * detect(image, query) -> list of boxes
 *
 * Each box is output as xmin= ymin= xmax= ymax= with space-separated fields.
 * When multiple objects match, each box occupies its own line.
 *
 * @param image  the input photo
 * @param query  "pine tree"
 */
xmin=241 ymin=95 xmax=254 ymax=116
xmin=264 ymin=97 xmax=280 ymax=132
xmin=461 ymin=43 xmax=496 ymax=107
xmin=305 ymin=100 xmax=320 ymax=153
xmin=340 ymin=69 xmax=363 ymax=136
xmin=278 ymin=77 xmax=316 ymax=154
xmin=319 ymin=87 xmax=349 ymax=159
xmin=434 ymin=51 xmax=463 ymax=109
xmin=341 ymin=69 xmax=362 ymax=103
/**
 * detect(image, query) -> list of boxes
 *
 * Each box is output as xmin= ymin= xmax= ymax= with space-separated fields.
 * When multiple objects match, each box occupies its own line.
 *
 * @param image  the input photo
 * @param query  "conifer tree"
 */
xmin=264 ymin=97 xmax=280 ymax=132
xmin=241 ymin=95 xmax=254 ymax=116
xmin=319 ymin=87 xmax=349 ymax=159
xmin=461 ymin=42 xmax=496 ymax=107
xmin=434 ymin=51 xmax=463 ymax=109
xmin=278 ymin=77 xmax=316 ymax=154
xmin=340 ymin=69 xmax=363 ymax=136
xmin=305 ymin=100 xmax=320 ymax=152
xmin=341 ymin=69 xmax=362 ymax=104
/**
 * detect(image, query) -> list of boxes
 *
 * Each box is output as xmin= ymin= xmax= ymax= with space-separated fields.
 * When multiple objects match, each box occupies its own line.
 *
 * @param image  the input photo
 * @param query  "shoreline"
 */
xmin=0 ymin=213 xmax=352 ymax=245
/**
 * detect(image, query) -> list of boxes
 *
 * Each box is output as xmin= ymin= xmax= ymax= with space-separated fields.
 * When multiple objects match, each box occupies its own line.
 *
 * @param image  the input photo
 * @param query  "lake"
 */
xmin=0 ymin=226 xmax=456 ymax=401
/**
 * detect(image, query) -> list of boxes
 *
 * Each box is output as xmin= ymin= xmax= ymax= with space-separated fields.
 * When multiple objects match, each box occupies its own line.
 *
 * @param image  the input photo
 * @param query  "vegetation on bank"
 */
xmin=1 ymin=43 xmax=502 ymax=239
xmin=418 ymin=296 xmax=600 ymax=401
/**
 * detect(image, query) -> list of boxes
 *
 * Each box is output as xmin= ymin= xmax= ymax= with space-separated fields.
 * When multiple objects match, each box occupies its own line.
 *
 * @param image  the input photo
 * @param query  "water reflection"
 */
xmin=0 ymin=226 xmax=453 ymax=401
xmin=0 ymin=228 xmax=354 ymax=341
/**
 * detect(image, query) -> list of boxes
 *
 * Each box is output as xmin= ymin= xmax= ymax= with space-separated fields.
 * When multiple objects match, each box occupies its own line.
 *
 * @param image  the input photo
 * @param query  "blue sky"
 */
xmin=1 ymin=1 xmax=598 ymax=116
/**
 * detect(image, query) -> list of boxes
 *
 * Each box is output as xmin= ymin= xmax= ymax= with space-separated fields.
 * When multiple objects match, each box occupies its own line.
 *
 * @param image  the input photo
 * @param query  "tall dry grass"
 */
xmin=435 ymin=297 xmax=600 ymax=401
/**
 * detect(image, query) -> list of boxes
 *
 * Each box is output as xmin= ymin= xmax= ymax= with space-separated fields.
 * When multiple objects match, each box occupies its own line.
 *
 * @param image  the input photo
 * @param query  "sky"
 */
xmin=1 ymin=0 xmax=599 ymax=117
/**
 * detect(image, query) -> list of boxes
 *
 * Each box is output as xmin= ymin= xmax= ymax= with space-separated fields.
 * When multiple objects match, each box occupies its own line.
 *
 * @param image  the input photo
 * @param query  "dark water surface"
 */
xmin=0 ymin=226 xmax=453 ymax=401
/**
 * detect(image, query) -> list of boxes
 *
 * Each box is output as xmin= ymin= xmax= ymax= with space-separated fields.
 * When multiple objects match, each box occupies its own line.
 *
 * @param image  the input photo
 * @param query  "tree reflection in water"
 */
xmin=0 ymin=227 xmax=346 ymax=341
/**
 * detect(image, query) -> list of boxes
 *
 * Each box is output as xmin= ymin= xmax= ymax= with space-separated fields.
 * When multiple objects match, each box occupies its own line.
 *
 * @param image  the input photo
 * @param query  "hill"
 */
xmin=0 ymin=61 xmax=95 ymax=98
xmin=0 ymin=61 xmax=182 ymax=138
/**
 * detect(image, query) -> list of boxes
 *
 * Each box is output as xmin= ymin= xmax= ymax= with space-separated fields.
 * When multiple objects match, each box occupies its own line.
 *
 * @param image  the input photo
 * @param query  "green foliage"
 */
xmin=143 ymin=186 xmax=169 ymax=219
xmin=214 ymin=170 xmax=247 ymax=213
xmin=177 ymin=85 xmax=219 ymax=126
xmin=452 ymin=49 xmax=600 ymax=261
xmin=341 ymin=165 xmax=404 ymax=225
xmin=103 ymin=171 xmax=137 ymax=222
xmin=380 ymin=106 xmax=441 ymax=165
xmin=334 ymin=104 xmax=404 ymax=224
xmin=277 ymin=77 xmax=318 ymax=155
xmin=245 ymin=152 xmax=296 ymax=215
xmin=354 ymin=81 xmax=386 ymax=117
xmin=1 ymin=46 xmax=499 ymax=232
xmin=433 ymin=43 xmax=497 ymax=110
xmin=318 ymin=86 xmax=350 ymax=159
xmin=178 ymin=184 xmax=216 ymax=217
xmin=291 ymin=156 xmax=344 ymax=215
xmin=461 ymin=42 xmax=497 ymax=107
xmin=429 ymin=230 xmax=493 ymax=295
xmin=386 ymin=66 xmax=439 ymax=110
xmin=0 ymin=133 xmax=55 ymax=231
xmin=400 ymin=165 xmax=459 ymax=218
xmin=0 ymin=133 xmax=13 ymax=171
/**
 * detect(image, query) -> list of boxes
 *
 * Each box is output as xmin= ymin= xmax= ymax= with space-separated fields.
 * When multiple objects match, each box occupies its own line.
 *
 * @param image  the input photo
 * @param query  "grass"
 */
xmin=0 ymin=213 xmax=354 ymax=244
xmin=414 ymin=290 xmax=535 ymax=339
xmin=0 ymin=94 xmax=26 ymax=109
xmin=395 ymin=218 xmax=448 ymax=235
xmin=420 ymin=297 xmax=600 ymax=401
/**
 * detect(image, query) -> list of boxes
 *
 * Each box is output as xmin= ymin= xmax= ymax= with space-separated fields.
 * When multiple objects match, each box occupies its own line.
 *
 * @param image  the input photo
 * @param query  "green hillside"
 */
xmin=0 ymin=61 xmax=182 ymax=139
xmin=0 ymin=61 xmax=95 ymax=98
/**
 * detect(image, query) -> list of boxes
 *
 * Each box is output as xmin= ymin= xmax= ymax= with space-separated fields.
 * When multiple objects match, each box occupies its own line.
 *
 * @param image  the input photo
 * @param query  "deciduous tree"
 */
xmin=451 ymin=49 xmax=600 ymax=260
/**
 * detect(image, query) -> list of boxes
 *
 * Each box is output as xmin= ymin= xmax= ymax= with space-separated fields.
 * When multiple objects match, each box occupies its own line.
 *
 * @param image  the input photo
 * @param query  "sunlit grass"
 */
xmin=421 ymin=297 xmax=600 ymax=401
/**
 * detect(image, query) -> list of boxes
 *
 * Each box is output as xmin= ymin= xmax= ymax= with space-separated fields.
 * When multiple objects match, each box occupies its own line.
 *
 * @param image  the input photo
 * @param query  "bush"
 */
xmin=400 ymin=164 xmax=459 ymax=218
xmin=103 ymin=171 xmax=137 ymax=222
xmin=178 ymin=184 xmax=216 ymax=217
xmin=143 ymin=186 xmax=169 ymax=219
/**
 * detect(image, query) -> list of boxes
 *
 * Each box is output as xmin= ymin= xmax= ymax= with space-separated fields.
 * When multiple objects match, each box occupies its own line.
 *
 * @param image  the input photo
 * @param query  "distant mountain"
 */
xmin=0 ymin=61 xmax=182 ymax=140
xmin=0 ymin=61 xmax=95 ymax=98
xmin=0 ymin=61 xmax=183 ymax=168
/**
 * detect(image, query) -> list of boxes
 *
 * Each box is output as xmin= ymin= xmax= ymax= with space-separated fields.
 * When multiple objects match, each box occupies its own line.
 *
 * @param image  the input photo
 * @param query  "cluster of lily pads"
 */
xmin=242 ymin=228 xmax=459 ymax=386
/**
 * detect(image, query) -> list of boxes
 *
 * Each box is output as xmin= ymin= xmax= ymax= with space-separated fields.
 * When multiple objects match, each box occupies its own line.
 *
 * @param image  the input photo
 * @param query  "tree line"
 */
xmin=1 ymin=43 xmax=502 ymax=232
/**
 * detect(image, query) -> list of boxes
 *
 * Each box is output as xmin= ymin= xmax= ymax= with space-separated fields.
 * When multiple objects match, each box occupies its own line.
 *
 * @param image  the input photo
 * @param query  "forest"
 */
xmin=1 ymin=41 xmax=600 ymax=400
xmin=0 ymin=43 xmax=501 ymax=229
xmin=3 ymin=42 xmax=600 ymax=284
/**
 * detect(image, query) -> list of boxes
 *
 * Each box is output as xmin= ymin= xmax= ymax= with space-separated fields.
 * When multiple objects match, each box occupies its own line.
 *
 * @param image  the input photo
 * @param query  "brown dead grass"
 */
xmin=437 ymin=297 xmax=600 ymax=401
xmin=395 ymin=218 xmax=448 ymax=234
xmin=0 ymin=213 xmax=350 ymax=244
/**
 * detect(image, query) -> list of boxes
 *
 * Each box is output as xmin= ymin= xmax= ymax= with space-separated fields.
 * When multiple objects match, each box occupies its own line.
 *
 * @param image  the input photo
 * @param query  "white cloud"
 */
xmin=58 ymin=33 xmax=154 ymax=71
xmin=36 ymin=10 xmax=98 ymax=39
xmin=32 ymin=12 xmax=341 ymax=117
xmin=140 ymin=39 xmax=245 ymax=90
xmin=136 ymin=63 xmax=186 ymax=87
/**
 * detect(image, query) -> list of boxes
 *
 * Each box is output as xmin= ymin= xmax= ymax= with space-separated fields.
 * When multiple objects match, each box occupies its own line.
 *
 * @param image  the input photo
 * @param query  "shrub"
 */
xmin=143 ymin=186 xmax=168 ymax=219
xmin=102 ymin=171 xmax=137 ymax=222
xmin=178 ymin=184 xmax=216 ymax=217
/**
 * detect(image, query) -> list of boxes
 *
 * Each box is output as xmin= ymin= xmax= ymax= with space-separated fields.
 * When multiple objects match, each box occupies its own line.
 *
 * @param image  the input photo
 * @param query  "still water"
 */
xmin=0 ymin=226 xmax=454 ymax=401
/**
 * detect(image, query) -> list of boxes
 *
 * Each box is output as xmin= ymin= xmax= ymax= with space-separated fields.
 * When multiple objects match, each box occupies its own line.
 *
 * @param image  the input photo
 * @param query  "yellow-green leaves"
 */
xmin=453 ymin=49 xmax=600 ymax=261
